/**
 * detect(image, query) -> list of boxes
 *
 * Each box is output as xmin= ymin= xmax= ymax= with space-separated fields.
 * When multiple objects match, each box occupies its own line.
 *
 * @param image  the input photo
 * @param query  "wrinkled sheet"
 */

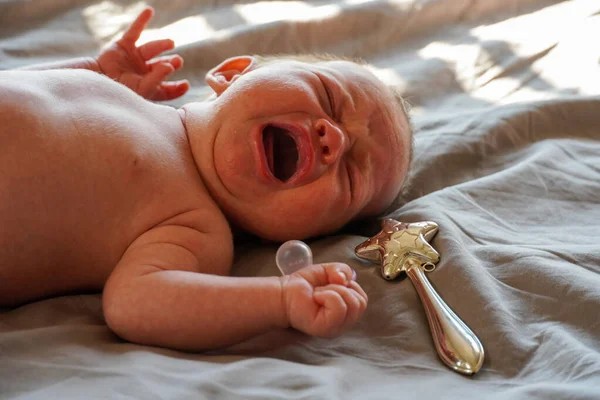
xmin=1 ymin=0 xmax=600 ymax=398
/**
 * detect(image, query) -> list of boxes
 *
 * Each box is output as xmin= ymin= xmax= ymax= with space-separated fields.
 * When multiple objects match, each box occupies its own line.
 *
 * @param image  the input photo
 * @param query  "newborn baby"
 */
xmin=0 ymin=8 xmax=412 ymax=350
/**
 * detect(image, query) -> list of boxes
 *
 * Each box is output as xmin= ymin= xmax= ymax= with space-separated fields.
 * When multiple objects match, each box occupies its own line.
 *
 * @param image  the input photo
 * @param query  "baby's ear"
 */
xmin=205 ymin=56 xmax=256 ymax=96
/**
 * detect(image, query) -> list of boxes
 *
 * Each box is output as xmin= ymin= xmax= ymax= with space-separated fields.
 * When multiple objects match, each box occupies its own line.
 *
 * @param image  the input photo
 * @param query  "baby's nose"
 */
xmin=314 ymin=119 xmax=347 ymax=165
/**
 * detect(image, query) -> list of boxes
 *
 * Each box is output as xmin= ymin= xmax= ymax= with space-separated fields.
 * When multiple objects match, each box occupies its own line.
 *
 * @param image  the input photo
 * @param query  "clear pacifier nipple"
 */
xmin=276 ymin=240 xmax=313 ymax=275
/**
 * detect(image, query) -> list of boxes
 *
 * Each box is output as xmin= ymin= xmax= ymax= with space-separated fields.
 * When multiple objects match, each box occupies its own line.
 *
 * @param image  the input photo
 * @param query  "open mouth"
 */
xmin=262 ymin=125 xmax=299 ymax=182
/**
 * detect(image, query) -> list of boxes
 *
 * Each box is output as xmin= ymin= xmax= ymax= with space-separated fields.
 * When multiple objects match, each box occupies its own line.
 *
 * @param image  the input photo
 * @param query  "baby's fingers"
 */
xmin=349 ymin=280 xmax=368 ymax=306
xmin=154 ymin=80 xmax=190 ymax=101
xmin=138 ymin=62 xmax=174 ymax=98
xmin=139 ymin=39 xmax=175 ymax=61
xmin=148 ymin=55 xmax=183 ymax=72
xmin=312 ymin=289 xmax=346 ymax=337
xmin=122 ymin=7 xmax=154 ymax=45
xmin=318 ymin=285 xmax=366 ymax=331
xmin=296 ymin=263 xmax=356 ymax=288
xmin=313 ymin=285 xmax=367 ymax=337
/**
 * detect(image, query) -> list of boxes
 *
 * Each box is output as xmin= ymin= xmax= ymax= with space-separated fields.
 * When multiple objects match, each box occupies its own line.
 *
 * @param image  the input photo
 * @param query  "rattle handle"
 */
xmin=405 ymin=260 xmax=485 ymax=375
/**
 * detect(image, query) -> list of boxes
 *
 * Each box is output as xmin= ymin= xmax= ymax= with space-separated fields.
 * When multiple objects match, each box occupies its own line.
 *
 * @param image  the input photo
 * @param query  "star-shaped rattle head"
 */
xmin=355 ymin=219 xmax=440 ymax=280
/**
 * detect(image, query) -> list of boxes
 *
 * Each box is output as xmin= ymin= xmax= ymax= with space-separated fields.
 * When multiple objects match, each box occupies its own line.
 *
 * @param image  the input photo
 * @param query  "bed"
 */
xmin=1 ymin=0 xmax=600 ymax=398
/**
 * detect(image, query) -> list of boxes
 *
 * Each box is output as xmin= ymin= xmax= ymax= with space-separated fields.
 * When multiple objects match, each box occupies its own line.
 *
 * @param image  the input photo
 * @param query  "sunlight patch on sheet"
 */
xmin=418 ymin=41 xmax=479 ymax=68
xmin=415 ymin=40 xmax=578 ymax=104
xmin=417 ymin=41 xmax=482 ymax=89
xmin=234 ymin=1 xmax=340 ymax=24
xmin=472 ymin=75 xmax=579 ymax=105
xmin=83 ymin=1 xmax=149 ymax=44
xmin=366 ymin=65 xmax=407 ymax=90
xmin=469 ymin=0 xmax=598 ymax=46
xmin=464 ymin=0 xmax=600 ymax=100
xmin=472 ymin=76 xmax=522 ymax=102
xmin=465 ymin=0 xmax=599 ymax=70
xmin=83 ymin=1 xmax=214 ymax=47
xmin=139 ymin=16 xmax=215 ymax=47
xmin=343 ymin=0 xmax=382 ymax=4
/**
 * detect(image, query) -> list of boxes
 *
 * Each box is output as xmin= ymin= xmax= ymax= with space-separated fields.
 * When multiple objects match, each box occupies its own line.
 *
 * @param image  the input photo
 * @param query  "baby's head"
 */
xmin=180 ymin=54 xmax=413 ymax=241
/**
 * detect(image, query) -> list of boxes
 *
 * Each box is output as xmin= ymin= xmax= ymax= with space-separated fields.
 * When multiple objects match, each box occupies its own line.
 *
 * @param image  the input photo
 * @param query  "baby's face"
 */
xmin=181 ymin=58 xmax=411 ymax=241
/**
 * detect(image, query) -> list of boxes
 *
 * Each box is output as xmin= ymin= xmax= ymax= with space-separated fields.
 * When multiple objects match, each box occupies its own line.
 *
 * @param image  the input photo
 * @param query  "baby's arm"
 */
xmin=103 ymin=215 xmax=367 ymax=351
xmin=18 ymin=8 xmax=188 ymax=101
xmin=17 ymin=57 xmax=102 ymax=73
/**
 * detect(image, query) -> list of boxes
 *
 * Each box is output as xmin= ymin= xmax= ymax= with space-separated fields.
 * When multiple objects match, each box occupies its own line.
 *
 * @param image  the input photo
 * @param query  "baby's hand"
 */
xmin=96 ymin=7 xmax=189 ymax=101
xmin=281 ymin=263 xmax=368 ymax=338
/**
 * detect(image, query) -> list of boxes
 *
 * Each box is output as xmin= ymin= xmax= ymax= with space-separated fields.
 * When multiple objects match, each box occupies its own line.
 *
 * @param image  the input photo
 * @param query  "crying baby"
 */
xmin=0 ymin=7 xmax=412 ymax=351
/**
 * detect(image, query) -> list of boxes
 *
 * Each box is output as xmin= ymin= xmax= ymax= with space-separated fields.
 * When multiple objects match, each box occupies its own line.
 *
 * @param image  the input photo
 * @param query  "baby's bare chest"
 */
xmin=0 ymin=70 xmax=216 ymax=286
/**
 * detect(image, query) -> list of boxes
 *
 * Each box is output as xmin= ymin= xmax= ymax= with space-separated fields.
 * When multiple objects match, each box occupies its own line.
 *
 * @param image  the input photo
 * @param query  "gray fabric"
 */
xmin=1 ymin=0 xmax=600 ymax=398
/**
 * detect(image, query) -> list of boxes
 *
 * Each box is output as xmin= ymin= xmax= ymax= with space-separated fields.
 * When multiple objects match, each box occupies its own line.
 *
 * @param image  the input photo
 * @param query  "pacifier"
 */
xmin=275 ymin=240 xmax=313 ymax=275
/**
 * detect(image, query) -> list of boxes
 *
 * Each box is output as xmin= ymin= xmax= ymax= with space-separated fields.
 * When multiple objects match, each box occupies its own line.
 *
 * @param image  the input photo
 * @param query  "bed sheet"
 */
xmin=1 ymin=0 xmax=600 ymax=399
